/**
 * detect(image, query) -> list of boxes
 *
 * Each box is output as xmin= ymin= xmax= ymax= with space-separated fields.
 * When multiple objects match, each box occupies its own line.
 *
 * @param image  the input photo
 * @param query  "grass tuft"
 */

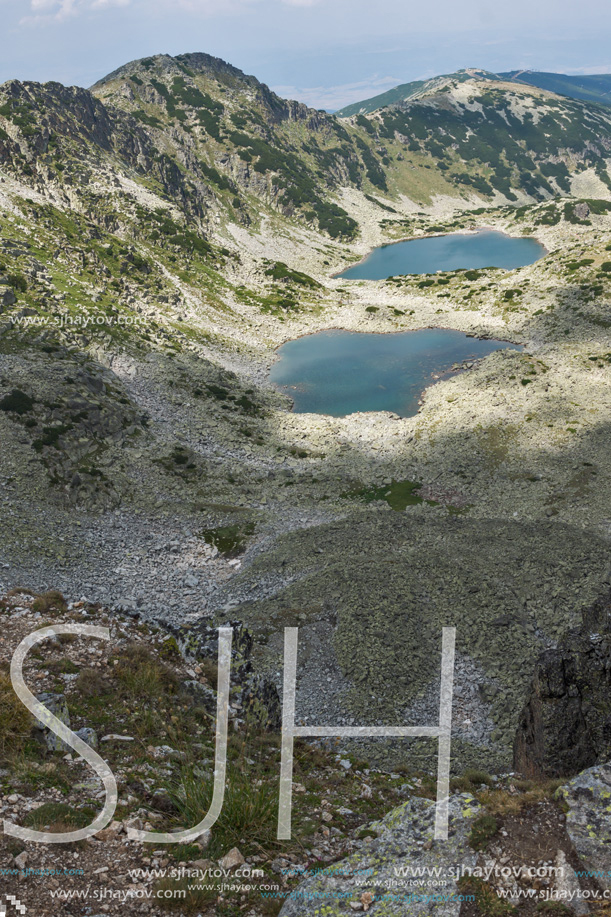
xmin=32 ymin=590 xmax=68 ymax=615
xmin=171 ymin=768 xmax=277 ymax=858
xmin=468 ymin=813 xmax=499 ymax=850
xmin=0 ymin=672 xmax=33 ymax=760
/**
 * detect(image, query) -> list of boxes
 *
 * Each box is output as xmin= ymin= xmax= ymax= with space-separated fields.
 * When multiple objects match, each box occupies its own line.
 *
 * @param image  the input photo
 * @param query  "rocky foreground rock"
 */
xmin=561 ymin=763 xmax=611 ymax=893
xmin=281 ymin=763 xmax=611 ymax=916
xmin=279 ymin=793 xmax=481 ymax=916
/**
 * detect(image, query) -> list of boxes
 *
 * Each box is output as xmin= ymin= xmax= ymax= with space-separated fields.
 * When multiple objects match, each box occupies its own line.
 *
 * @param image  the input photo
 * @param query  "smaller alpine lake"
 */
xmin=270 ymin=329 xmax=522 ymax=418
xmin=338 ymin=229 xmax=546 ymax=280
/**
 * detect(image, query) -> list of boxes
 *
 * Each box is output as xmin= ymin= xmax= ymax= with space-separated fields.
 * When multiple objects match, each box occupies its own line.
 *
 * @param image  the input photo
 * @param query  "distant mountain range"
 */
xmin=336 ymin=69 xmax=611 ymax=117
xmin=1 ymin=52 xmax=610 ymax=251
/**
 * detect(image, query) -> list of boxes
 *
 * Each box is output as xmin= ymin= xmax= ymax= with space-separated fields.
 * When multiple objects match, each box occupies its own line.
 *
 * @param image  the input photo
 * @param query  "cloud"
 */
xmin=22 ymin=0 xmax=320 ymax=22
xmin=272 ymin=73 xmax=401 ymax=110
xmin=23 ymin=0 xmax=130 ymax=24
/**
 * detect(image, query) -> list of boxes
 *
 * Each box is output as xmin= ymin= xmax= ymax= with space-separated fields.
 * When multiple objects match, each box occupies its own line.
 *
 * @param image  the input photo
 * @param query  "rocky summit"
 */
xmin=1 ymin=48 xmax=611 ymax=917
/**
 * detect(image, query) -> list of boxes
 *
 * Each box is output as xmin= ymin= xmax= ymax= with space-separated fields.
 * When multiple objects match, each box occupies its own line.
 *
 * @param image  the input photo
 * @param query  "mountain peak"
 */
xmin=91 ymin=51 xmax=256 ymax=92
xmin=337 ymin=67 xmax=611 ymax=118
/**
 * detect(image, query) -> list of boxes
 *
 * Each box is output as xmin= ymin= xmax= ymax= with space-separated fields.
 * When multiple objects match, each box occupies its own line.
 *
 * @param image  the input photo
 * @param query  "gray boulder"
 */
xmin=75 ymin=726 xmax=98 ymax=749
xmin=573 ymin=202 xmax=591 ymax=220
xmin=559 ymin=763 xmax=611 ymax=892
xmin=0 ymin=287 xmax=16 ymax=308
xmin=34 ymin=693 xmax=71 ymax=752
xmin=279 ymin=794 xmax=481 ymax=916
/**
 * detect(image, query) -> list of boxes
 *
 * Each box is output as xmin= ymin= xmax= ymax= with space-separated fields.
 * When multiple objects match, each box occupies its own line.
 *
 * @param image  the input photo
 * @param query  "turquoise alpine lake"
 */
xmin=338 ymin=230 xmax=546 ymax=279
xmin=270 ymin=329 xmax=522 ymax=418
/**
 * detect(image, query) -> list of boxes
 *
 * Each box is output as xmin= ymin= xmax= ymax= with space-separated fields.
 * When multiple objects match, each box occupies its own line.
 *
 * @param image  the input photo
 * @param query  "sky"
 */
xmin=1 ymin=0 xmax=611 ymax=110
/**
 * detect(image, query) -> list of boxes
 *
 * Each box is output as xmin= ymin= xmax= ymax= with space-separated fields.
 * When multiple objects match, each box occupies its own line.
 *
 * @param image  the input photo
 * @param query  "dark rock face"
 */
xmin=0 ymin=287 xmax=16 ymax=309
xmin=170 ymin=619 xmax=281 ymax=731
xmin=514 ymin=591 xmax=611 ymax=777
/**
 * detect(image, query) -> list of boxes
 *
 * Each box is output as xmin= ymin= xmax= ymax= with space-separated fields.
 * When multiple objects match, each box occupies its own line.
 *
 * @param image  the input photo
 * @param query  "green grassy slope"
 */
xmin=353 ymin=80 xmax=611 ymax=202
xmin=501 ymin=71 xmax=611 ymax=107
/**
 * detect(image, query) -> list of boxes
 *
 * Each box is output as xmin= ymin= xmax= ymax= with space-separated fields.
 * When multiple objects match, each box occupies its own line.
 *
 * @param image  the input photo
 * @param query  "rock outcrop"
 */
xmin=558 ymin=762 xmax=611 ymax=893
xmin=514 ymin=590 xmax=611 ymax=777
xmin=279 ymin=793 xmax=481 ymax=917
xmin=171 ymin=618 xmax=282 ymax=730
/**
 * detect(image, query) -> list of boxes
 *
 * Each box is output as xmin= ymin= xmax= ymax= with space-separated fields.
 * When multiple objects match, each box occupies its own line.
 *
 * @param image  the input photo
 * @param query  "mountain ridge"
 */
xmin=336 ymin=67 xmax=611 ymax=117
xmin=1 ymin=51 xmax=611 ymax=271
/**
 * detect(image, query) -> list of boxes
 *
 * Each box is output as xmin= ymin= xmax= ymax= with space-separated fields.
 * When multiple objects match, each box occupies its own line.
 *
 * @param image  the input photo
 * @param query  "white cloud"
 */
xmin=92 ymin=0 xmax=130 ymax=7
xmin=23 ymin=0 xmax=320 ymax=21
xmin=23 ymin=0 xmax=129 ymax=24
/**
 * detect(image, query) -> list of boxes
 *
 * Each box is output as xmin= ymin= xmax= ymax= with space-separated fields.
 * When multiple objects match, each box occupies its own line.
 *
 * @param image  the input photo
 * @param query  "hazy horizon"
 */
xmin=1 ymin=0 xmax=610 ymax=110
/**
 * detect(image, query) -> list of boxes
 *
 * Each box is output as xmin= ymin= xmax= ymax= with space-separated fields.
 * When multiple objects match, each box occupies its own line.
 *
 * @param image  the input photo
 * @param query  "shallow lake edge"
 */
xmin=269 ymin=325 xmax=525 ymax=417
xmin=332 ymin=226 xmax=549 ymax=279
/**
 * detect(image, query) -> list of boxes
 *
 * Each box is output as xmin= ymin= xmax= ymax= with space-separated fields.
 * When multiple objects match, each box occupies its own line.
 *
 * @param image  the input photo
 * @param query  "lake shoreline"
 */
xmin=332 ymin=226 xmax=549 ymax=279
xmin=269 ymin=327 xmax=523 ymax=418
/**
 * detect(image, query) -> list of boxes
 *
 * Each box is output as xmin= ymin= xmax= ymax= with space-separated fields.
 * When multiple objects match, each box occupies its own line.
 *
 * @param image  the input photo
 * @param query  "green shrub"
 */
xmin=7 ymin=272 xmax=27 ymax=292
xmin=0 ymin=389 xmax=34 ymax=414
xmin=23 ymin=802 xmax=96 ymax=832
xmin=457 ymin=877 xmax=515 ymax=915
xmin=264 ymin=262 xmax=320 ymax=288
xmin=235 ymin=394 xmax=260 ymax=416
xmin=154 ymin=875 xmax=220 ymax=913
xmin=347 ymin=479 xmax=427 ymax=511
xmin=75 ymin=667 xmax=110 ymax=697
xmin=115 ymin=643 xmax=178 ymax=700
xmin=201 ymin=522 xmax=256 ymax=557
xmin=469 ymin=814 xmax=499 ymax=850
xmin=463 ymin=767 xmax=494 ymax=787
xmin=32 ymin=590 xmax=67 ymax=615
xmin=199 ymin=161 xmax=235 ymax=192
xmin=134 ymin=110 xmax=162 ymax=128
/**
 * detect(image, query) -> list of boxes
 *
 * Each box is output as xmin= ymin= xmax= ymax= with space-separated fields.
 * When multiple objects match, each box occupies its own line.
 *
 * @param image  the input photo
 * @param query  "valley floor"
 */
xmin=2 ymin=178 xmax=611 ymax=775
